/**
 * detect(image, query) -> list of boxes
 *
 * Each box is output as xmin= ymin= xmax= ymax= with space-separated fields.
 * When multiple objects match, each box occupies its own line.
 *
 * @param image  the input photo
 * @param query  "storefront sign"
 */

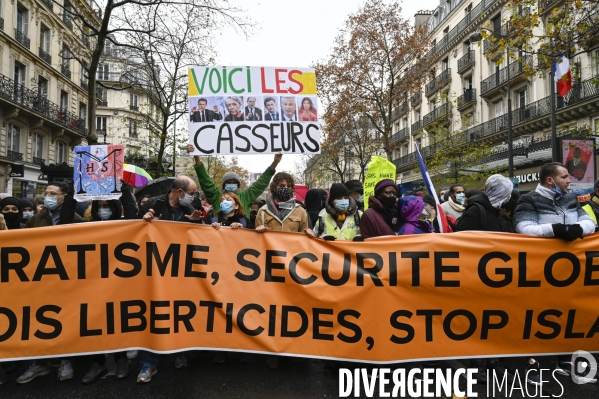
xmin=9 ymin=164 xmax=24 ymax=178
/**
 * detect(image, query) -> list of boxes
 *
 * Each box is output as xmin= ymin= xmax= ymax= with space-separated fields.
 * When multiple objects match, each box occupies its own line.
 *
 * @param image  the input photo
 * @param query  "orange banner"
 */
xmin=1 ymin=220 xmax=598 ymax=363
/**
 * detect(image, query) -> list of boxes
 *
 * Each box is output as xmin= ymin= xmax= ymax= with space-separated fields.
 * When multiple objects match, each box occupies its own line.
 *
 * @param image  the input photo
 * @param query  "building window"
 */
xmin=60 ymin=90 xmax=69 ymax=110
xmin=518 ymin=89 xmax=527 ymax=108
xmin=40 ymin=25 xmax=51 ymax=53
xmin=33 ymin=133 xmax=44 ymax=159
xmin=79 ymin=102 xmax=86 ymax=119
xmin=16 ymin=5 xmax=29 ymax=36
xmin=129 ymin=118 xmax=138 ymax=138
xmin=100 ymin=88 xmax=108 ymax=106
xmin=442 ymin=58 xmax=449 ymax=71
xmin=38 ymin=77 xmax=48 ymax=98
xmin=494 ymin=100 xmax=503 ymax=117
xmin=97 ymin=116 xmax=107 ymax=132
xmin=403 ymin=117 xmax=408 ymax=129
xmin=415 ymin=138 xmax=422 ymax=149
xmin=14 ymin=61 xmax=26 ymax=87
xmin=394 ymin=122 xmax=400 ymax=132
xmin=56 ymin=141 xmax=66 ymax=164
xmin=7 ymin=123 xmax=21 ymax=152
xmin=130 ymin=93 xmax=138 ymax=111
xmin=402 ymin=144 xmax=409 ymax=156
xmin=97 ymin=63 xmax=110 ymax=80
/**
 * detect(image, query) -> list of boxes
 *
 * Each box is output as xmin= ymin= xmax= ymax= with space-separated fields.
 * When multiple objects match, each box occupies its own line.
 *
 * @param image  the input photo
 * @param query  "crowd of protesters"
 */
xmin=1 ymin=154 xmax=598 ymax=387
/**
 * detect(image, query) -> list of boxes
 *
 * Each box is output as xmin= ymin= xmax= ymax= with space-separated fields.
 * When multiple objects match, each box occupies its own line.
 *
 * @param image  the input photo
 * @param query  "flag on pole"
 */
xmin=554 ymin=54 xmax=572 ymax=97
xmin=414 ymin=142 xmax=445 ymax=233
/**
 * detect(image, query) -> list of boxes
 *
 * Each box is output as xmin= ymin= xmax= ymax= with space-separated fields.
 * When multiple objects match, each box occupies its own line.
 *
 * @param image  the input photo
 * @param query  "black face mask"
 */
xmin=277 ymin=188 xmax=294 ymax=202
xmin=380 ymin=196 xmax=397 ymax=209
xmin=250 ymin=210 xmax=257 ymax=219
xmin=3 ymin=212 xmax=20 ymax=225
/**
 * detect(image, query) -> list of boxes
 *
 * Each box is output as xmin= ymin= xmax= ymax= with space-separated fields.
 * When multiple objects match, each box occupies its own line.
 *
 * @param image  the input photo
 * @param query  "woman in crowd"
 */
xmin=137 ymin=195 xmax=151 ymax=210
xmin=397 ymin=195 xmax=434 ymax=235
xmin=305 ymin=183 xmax=362 ymax=240
xmin=0 ymin=197 xmax=24 ymax=230
xmin=360 ymin=179 xmax=400 ymax=238
xmin=298 ymin=97 xmax=317 ymax=122
xmin=211 ymin=192 xmax=247 ymax=229
xmin=33 ymin=197 xmax=45 ymax=214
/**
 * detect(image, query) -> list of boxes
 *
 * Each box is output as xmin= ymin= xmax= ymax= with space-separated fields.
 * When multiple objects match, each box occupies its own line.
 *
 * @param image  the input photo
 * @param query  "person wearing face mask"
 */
xmin=344 ymin=180 xmax=364 ymax=211
xmin=24 ymin=182 xmax=84 ymax=228
xmin=514 ymin=162 xmax=596 ymax=386
xmin=360 ymin=179 xmax=400 ymax=238
xmin=304 ymin=188 xmax=328 ymax=228
xmin=397 ymin=195 xmax=434 ymax=235
xmin=20 ymin=198 xmax=34 ymax=221
xmin=255 ymin=172 xmax=309 ymax=234
xmin=0 ymin=197 xmax=24 ymax=230
xmin=440 ymin=183 xmax=466 ymax=219
xmin=421 ymin=195 xmax=455 ymax=233
xmin=305 ymin=183 xmax=363 ymax=241
xmin=187 ymin=144 xmax=282 ymax=217
xmin=247 ymin=200 xmax=264 ymax=229
xmin=139 ymin=176 xmax=205 ymax=225
xmin=211 ymin=192 xmax=247 ymax=229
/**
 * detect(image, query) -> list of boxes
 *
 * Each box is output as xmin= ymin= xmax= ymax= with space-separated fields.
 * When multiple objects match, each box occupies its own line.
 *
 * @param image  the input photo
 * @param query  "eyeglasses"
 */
xmin=42 ymin=191 xmax=64 ymax=198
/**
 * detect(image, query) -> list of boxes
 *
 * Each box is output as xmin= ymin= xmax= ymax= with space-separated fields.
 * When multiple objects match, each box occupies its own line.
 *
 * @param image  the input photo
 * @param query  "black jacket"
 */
xmin=455 ymin=194 xmax=512 ymax=232
xmin=138 ymin=194 xmax=201 ymax=223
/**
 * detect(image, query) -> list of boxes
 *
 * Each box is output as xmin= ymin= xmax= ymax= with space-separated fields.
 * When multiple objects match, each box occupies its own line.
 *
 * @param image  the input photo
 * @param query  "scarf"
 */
xmin=485 ymin=174 xmax=514 ymax=208
xmin=448 ymin=197 xmax=465 ymax=213
xmin=266 ymin=196 xmax=295 ymax=221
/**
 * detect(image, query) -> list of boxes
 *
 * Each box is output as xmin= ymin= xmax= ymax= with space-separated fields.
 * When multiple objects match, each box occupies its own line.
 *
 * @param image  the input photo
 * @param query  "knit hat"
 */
xmin=20 ymin=198 xmax=33 ymax=209
xmin=594 ymin=179 xmax=599 ymax=190
xmin=374 ymin=179 xmax=397 ymax=195
xmin=344 ymin=180 xmax=363 ymax=194
xmin=222 ymin=171 xmax=241 ymax=189
xmin=329 ymin=183 xmax=349 ymax=201
xmin=422 ymin=194 xmax=436 ymax=206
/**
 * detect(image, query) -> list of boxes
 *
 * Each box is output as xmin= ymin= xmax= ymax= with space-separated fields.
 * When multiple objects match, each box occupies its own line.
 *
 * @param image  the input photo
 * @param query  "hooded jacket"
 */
xmin=305 ymin=189 xmax=327 ymax=228
xmin=455 ymin=193 xmax=512 ymax=232
xmin=397 ymin=196 xmax=433 ymax=235
xmin=360 ymin=196 xmax=397 ymax=238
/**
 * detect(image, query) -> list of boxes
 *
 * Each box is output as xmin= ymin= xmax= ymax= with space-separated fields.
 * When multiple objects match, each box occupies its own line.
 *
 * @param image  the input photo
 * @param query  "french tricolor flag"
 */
xmin=554 ymin=55 xmax=572 ymax=97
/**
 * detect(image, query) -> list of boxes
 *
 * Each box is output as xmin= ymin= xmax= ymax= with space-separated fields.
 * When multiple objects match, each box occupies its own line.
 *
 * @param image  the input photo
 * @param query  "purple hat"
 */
xmin=374 ymin=179 xmax=397 ymax=195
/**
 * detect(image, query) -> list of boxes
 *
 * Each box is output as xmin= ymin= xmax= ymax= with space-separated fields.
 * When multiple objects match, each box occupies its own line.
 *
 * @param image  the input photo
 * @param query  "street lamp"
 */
xmin=521 ymin=134 xmax=533 ymax=157
xmin=469 ymin=31 xmax=515 ymax=178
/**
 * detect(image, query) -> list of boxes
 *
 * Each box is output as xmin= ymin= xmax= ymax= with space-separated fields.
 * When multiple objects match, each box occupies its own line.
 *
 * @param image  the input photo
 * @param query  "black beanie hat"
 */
xmin=329 ymin=183 xmax=349 ymax=201
xmin=422 ymin=195 xmax=436 ymax=206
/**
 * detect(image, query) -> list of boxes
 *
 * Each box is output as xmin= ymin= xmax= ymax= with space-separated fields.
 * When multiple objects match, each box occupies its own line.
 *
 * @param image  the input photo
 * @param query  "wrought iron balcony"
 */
xmin=41 ymin=0 xmax=53 ymax=10
xmin=391 ymin=103 xmax=408 ymax=121
xmin=538 ymin=0 xmax=561 ymax=13
xmin=411 ymin=93 xmax=422 ymax=107
xmin=0 ymin=72 xmax=86 ymax=135
xmin=7 ymin=150 xmax=23 ymax=160
xmin=423 ymin=103 xmax=450 ymax=127
xmin=483 ymin=24 xmax=509 ymax=54
xmin=14 ymin=29 xmax=30 ymax=49
xmin=96 ymin=86 xmax=103 ymax=99
xmin=457 ymin=50 xmax=475 ymax=74
xmin=80 ymin=80 xmax=88 ymax=91
xmin=457 ymin=89 xmax=476 ymax=111
xmin=130 ymin=105 xmax=139 ymax=111
xmin=480 ymin=55 xmax=531 ymax=96
xmin=411 ymin=119 xmax=423 ymax=134
xmin=33 ymin=157 xmax=45 ymax=165
xmin=390 ymin=127 xmax=410 ymax=143
xmin=61 ymin=64 xmax=72 ymax=80
xmin=63 ymin=16 xmax=73 ymax=30
xmin=425 ymin=69 xmax=451 ymax=96
xmin=39 ymin=48 xmax=51 ymax=65
xmin=0 ymin=17 xmax=4 ymax=31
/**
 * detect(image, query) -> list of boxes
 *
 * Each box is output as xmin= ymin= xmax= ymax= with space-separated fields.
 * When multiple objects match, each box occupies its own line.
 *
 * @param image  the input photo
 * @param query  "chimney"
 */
xmin=414 ymin=10 xmax=433 ymax=28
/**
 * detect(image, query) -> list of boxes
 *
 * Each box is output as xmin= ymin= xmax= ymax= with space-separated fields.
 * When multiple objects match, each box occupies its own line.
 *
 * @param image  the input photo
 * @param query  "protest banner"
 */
xmin=187 ymin=66 xmax=321 ymax=155
xmin=1 ymin=221 xmax=599 ymax=363
xmin=562 ymin=139 xmax=595 ymax=189
xmin=363 ymin=156 xmax=396 ymax=210
xmin=74 ymin=145 xmax=125 ymax=201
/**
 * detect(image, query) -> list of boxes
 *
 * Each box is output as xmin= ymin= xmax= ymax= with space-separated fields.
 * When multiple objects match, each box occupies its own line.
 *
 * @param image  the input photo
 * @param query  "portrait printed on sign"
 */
xmin=280 ymin=96 xmax=297 ymax=121
xmin=297 ymin=96 xmax=318 ymax=122
xmin=263 ymin=96 xmax=280 ymax=121
xmin=244 ymin=96 xmax=263 ymax=121
xmin=189 ymin=96 xmax=224 ymax=123
xmin=224 ymin=96 xmax=245 ymax=122
xmin=73 ymin=144 xmax=125 ymax=201
xmin=563 ymin=139 xmax=595 ymax=188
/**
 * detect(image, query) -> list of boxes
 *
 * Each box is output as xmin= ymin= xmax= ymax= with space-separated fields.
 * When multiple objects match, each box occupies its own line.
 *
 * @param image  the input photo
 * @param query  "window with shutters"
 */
xmin=7 ymin=124 xmax=21 ymax=152
xmin=33 ymin=133 xmax=44 ymax=159
xmin=56 ymin=141 xmax=66 ymax=164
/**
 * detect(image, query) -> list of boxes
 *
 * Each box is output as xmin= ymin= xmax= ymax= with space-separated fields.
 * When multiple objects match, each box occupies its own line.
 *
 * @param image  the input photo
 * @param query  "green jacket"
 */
xmin=193 ymin=163 xmax=275 ymax=216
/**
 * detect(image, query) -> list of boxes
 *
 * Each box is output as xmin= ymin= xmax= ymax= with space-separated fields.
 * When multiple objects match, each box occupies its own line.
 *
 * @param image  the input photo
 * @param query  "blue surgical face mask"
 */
xmin=44 ymin=196 xmax=60 ymax=210
xmin=358 ymin=194 xmax=364 ymax=202
xmin=220 ymin=200 xmax=234 ymax=214
xmin=334 ymin=199 xmax=350 ymax=212
xmin=455 ymin=193 xmax=465 ymax=205
xmin=551 ymin=181 xmax=563 ymax=196
xmin=22 ymin=211 xmax=34 ymax=219
xmin=225 ymin=184 xmax=238 ymax=193
xmin=98 ymin=209 xmax=113 ymax=220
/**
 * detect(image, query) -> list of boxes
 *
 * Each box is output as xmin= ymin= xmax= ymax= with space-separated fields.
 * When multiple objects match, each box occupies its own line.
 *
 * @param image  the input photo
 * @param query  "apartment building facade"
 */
xmin=0 ymin=0 xmax=102 ymax=196
xmin=391 ymin=0 xmax=599 ymax=192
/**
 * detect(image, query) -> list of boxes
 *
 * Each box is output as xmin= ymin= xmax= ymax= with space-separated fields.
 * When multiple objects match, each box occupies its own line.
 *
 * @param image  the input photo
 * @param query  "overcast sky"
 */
xmin=197 ymin=0 xmax=439 ymax=175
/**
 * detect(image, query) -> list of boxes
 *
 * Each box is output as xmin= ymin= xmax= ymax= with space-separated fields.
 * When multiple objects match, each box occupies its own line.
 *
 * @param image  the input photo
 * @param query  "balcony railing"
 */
xmin=423 ymin=103 xmax=450 ymax=126
xmin=483 ymin=23 xmax=509 ymax=53
xmin=538 ymin=0 xmax=560 ymax=13
xmin=39 ymin=48 xmax=51 ymax=65
xmin=130 ymin=105 xmax=139 ymax=111
xmin=61 ymin=65 xmax=72 ymax=80
xmin=481 ymin=55 xmax=531 ymax=96
xmin=80 ymin=80 xmax=88 ymax=92
xmin=422 ymin=0 xmax=500 ymax=61
xmin=33 ymin=157 xmax=45 ymax=165
xmin=96 ymin=86 xmax=103 ymax=99
xmin=457 ymin=89 xmax=477 ymax=110
xmin=425 ymin=69 xmax=451 ymax=96
xmin=63 ymin=16 xmax=73 ymax=30
xmin=0 ymin=17 xmax=4 ymax=32
xmin=390 ymin=127 xmax=410 ymax=143
xmin=411 ymin=93 xmax=421 ymax=107
xmin=391 ymin=103 xmax=408 ymax=121
xmin=7 ymin=150 xmax=23 ymax=160
xmin=457 ymin=50 xmax=475 ymax=74
xmin=411 ymin=120 xmax=423 ymax=134
xmin=0 ymin=72 xmax=86 ymax=135
xmin=14 ymin=29 xmax=30 ymax=49
xmin=41 ymin=0 xmax=53 ymax=10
